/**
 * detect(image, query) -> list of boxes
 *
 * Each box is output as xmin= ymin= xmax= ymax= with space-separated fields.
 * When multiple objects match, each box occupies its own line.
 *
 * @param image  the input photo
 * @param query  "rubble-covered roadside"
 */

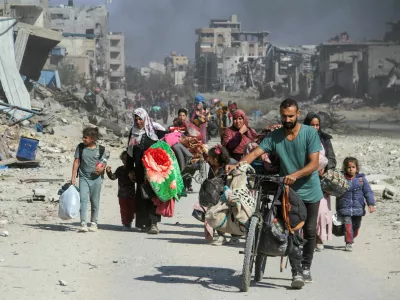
xmin=0 ymin=95 xmax=127 ymax=231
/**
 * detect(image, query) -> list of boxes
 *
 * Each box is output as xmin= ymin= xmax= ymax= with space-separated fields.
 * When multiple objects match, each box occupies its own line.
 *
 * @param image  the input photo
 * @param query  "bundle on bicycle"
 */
xmin=204 ymin=162 xmax=258 ymax=237
xmin=240 ymin=172 xmax=307 ymax=292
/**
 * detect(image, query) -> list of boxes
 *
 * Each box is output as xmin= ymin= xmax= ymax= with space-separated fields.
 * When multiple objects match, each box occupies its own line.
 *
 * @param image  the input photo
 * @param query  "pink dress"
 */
xmin=317 ymin=146 xmax=332 ymax=241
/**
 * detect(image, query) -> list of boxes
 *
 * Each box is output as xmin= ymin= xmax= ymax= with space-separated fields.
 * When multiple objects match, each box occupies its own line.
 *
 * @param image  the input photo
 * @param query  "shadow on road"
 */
xmin=323 ymin=245 xmax=346 ymax=251
xmin=25 ymin=223 xmax=78 ymax=232
xmin=163 ymin=223 xmax=204 ymax=229
xmin=157 ymin=229 xmax=205 ymax=238
xmin=135 ymin=265 xmax=241 ymax=292
xmin=147 ymin=237 xmax=207 ymax=245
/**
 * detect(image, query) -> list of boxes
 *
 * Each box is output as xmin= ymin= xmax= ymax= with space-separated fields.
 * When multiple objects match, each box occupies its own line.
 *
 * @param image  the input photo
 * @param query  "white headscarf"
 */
xmin=128 ymin=108 xmax=165 ymax=157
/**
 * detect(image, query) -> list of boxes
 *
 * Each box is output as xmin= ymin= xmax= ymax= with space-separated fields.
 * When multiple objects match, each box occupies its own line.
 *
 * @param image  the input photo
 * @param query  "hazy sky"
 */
xmin=49 ymin=0 xmax=400 ymax=67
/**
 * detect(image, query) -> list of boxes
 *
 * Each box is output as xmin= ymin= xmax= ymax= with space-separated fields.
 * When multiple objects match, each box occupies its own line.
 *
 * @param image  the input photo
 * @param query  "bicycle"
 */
xmin=240 ymin=174 xmax=284 ymax=292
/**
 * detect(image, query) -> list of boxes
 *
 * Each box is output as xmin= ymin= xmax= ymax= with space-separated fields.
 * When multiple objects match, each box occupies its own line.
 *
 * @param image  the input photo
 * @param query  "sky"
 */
xmin=49 ymin=0 xmax=400 ymax=67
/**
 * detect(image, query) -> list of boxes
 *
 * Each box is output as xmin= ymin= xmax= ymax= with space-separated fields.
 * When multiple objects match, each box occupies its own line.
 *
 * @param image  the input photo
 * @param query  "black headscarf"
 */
xmin=303 ymin=112 xmax=332 ymax=150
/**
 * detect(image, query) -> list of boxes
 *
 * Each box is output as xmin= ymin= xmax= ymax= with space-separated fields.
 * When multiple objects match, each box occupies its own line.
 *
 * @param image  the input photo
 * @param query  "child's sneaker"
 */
xmin=88 ymin=222 xmax=98 ymax=232
xmin=212 ymin=235 xmax=227 ymax=246
xmin=148 ymin=224 xmax=159 ymax=234
xmin=78 ymin=222 xmax=88 ymax=233
xmin=345 ymin=243 xmax=353 ymax=252
xmin=227 ymin=236 xmax=240 ymax=245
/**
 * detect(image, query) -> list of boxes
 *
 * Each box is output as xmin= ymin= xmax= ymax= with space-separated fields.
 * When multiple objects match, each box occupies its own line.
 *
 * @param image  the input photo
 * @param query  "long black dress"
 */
xmin=126 ymin=131 xmax=166 ymax=229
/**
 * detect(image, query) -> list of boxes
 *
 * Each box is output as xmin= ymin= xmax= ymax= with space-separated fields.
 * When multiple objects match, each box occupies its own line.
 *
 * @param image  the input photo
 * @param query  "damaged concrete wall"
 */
xmin=0 ymin=17 xmax=31 ymax=120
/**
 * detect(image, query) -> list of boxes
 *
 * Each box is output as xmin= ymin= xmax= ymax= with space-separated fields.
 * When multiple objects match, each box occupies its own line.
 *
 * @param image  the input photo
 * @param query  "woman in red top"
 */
xmin=222 ymin=109 xmax=257 ymax=161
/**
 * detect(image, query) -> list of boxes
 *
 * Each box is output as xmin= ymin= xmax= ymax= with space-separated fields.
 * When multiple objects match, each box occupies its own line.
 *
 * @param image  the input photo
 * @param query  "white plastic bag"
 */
xmin=58 ymin=185 xmax=80 ymax=220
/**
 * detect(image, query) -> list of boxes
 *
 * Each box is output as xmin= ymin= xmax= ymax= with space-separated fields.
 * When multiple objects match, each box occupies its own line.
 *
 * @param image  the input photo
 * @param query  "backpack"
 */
xmin=76 ymin=143 xmax=106 ymax=178
xmin=258 ymin=185 xmax=307 ymax=256
xmin=198 ymin=177 xmax=224 ymax=207
xmin=281 ymin=185 xmax=307 ymax=234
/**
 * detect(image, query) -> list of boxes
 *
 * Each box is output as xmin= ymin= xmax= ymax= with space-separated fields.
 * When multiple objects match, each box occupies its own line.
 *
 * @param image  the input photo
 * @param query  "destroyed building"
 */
xmin=0 ymin=1 xmax=62 ymax=121
xmin=261 ymin=45 xmax=317 ymax=99
xmin=164 ymin=52 xmax=189 ymax=86
xmin=47 ymin=1 xmax=125 ymax=90
xmin=108 ymin=32 xmax=125 ymax=89
xmin=195 ymin=15 xmax=270 ymax=92
xmin=315 ymin=40 xmax=400 ymax=104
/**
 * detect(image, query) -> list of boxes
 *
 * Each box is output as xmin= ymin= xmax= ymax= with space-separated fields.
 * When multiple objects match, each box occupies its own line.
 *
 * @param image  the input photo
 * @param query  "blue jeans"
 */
xmin=79 ymin=176 xmax=102 ymax=223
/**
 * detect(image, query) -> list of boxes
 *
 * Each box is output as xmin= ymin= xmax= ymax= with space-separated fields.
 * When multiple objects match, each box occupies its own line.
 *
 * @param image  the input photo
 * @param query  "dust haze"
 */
xmin=50 ymin=0 xmax=400 ymax=66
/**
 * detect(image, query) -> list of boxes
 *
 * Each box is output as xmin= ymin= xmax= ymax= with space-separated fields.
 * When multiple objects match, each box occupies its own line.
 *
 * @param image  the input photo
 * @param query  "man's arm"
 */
xmin=285 ymin=152 xmax=319 ymax=185
xmin=225 ymin=147 xmax=265 ymax=173
xmin=240 ymin=147 xmax=265 ymax=165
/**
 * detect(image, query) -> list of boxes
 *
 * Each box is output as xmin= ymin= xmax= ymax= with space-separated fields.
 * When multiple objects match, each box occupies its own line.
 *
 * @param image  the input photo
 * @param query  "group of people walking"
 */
xmin=70 ymin=95 xmax=376 ymax=289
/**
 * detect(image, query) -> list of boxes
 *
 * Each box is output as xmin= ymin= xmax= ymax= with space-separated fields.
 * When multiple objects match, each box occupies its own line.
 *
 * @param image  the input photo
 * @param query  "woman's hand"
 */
xmin=106 ymin=166 xmax=112 ymax=173
xmin=239 ymin=124 xmax=248 ymax=135
xmin=368 ymin=205 xmax=376 ymax=213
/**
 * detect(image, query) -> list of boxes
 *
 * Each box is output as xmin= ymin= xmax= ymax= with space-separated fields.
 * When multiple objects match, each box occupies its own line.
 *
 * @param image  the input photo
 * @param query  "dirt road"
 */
xmin=1 ymin=150 xmax=399 ymax=300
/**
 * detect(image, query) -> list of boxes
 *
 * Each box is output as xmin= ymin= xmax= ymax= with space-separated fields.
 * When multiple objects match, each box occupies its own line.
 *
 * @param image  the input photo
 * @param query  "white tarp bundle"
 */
xmin=0 ymin=17 xmax=31 ymax=120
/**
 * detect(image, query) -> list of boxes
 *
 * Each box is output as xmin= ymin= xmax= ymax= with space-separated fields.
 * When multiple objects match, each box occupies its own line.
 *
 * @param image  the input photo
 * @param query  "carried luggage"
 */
xmin=321 ymin=169 xmax=350 ymax=198
xmin=199 ymin=176 xmax=224 ymax=208
xmin=58 ymin=185 xmax=80 ymax=220
xmin=332 ymin=213 xmax=345 ymax=237
xmin=258 ymin=185 xmax=307 ymax=256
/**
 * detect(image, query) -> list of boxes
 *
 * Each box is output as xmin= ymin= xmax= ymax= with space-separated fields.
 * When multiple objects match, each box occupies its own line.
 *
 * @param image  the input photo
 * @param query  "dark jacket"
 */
xmin=338 ymin=174 xmax=375 ymax=217
xmin=303 ymin=112 xmax=337 ymax=170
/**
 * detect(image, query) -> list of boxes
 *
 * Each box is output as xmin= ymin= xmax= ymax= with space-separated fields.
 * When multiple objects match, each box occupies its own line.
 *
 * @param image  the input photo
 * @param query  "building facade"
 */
xmin=109 ymin=32 xmax=125 ymax=88
xmin=48 ymin=2 xmax=125 ymax=89
xmin=316 ymin=42 xmax=400 ymax=101
xmin=195 ymin=15 xmax=270 ymax=91
xmin=0 ymin=0 xmax=50 ymax=28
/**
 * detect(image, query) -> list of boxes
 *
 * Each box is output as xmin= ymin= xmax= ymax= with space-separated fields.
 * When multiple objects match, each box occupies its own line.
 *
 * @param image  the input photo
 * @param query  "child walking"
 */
xmin=192 ymin=144 xmax=240 ymax=246
xmin=106 ymin=151 xmax=136 ymax=231
xmin=71 ymin=127 xmax=109 ymax=233
xmin=338 ymin=157 xmax=376 ymax=251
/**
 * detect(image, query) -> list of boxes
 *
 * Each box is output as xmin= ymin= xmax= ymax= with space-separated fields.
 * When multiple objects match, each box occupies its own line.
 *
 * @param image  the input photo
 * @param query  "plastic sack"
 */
xmin=332 ymin=213 xmax=345 ymax=237
xmin=58 ymin=185 xmax=80 ymax=220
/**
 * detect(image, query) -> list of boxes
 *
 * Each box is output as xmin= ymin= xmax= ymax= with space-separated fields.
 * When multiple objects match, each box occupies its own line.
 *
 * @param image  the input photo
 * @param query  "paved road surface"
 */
xmin=0 ymin=151 xmax=399 ymax=300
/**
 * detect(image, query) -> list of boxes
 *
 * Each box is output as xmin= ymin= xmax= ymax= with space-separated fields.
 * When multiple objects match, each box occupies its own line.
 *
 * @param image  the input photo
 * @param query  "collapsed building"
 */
xmin=48 ymin=1 xmax=126 ymax=90
xmin=0 ymin=1 xmax=62 ymax=121
xmin=195 ymin=15 xmax=270 ymax=92
xmin=314 ymin=26 xmax=400 ymax=105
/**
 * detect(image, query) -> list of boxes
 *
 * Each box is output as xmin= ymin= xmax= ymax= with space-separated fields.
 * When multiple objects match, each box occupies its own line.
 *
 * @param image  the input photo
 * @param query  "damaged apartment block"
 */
xmin=48 ymin=1 xmax=125 ymax=90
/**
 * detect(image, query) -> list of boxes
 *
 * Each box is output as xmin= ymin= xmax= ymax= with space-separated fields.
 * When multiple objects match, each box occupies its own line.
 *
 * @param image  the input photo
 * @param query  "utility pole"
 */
xmin=222 ymin=49 xmax=226 ymax=92
xmin=204 ymin=54 xmax=208 ymax=92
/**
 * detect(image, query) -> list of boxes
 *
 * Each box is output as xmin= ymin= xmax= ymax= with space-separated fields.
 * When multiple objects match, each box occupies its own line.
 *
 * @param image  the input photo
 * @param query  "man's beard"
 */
xmin=282 ymin=118 xmax=297 ymax=129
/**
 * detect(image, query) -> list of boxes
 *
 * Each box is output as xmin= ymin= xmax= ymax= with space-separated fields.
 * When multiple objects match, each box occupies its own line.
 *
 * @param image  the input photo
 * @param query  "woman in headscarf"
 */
xmin=222 ymin=109 xmax=257 ymax=161
xmin=191 ymin=101 xmax=207 ymax=144
xmin=304 ymin=112 xmax=337 ymax=250
xmin=126 ymin=108 xmax=166 ymax=234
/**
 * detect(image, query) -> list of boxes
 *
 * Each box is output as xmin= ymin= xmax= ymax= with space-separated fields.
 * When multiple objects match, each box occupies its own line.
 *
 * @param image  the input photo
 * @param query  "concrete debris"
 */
xmin=58 ymin=280 xmax=68 ymax=287
xmin=0 ymin=220 xmax=8 ymax=226
xmin=0 ymin=231 xmax=9 ymax=237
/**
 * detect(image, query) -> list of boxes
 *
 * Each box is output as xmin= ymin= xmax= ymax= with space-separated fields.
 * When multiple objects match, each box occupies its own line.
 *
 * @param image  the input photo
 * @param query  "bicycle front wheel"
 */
xmin=241 ymin=216 xmax=258 ymax=292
